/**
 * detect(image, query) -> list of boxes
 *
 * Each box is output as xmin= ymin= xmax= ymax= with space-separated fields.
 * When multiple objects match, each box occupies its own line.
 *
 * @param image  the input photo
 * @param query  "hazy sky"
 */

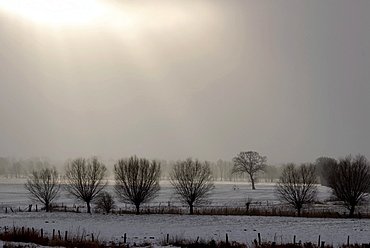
xmin=0 ymin=0 xmax=369 ymax=164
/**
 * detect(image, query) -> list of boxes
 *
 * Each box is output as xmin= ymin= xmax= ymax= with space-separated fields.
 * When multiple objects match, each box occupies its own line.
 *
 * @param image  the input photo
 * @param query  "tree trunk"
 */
xmin=189 ymin=204 xmax=194 ymax=215
xmin=250 ymin=174 xmax=256 ymax=190
xmin=349 ymin=205 xmax=355 ymax=218
xmin=45 ymin=203 xmax=49 ymax=212
xmin=297 ymin=207 xmax=301 ymax=217
xmin=135 ymin=204 xmax=140 ymax=215
xmin=87 ymin=202 xmax=91 ymax=214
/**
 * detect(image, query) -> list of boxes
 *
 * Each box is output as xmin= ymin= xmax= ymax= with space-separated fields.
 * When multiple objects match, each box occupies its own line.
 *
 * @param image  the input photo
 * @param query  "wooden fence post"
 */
xmin=92 ymin=233 xmax=94 ymax=242
xmin=294 ymin=235 xmax=296 ymax=245
xmin=226 ymin=233 xmax=229 ymax=244
xmin=41 ymin=229 xmax=43 ymax=238
xmin=166 ymin=233 xmax=169 ymax=244
xmin=124 ymin=233 xmax=127 ymax=243
xmin=347 ymin=236 xmax=350 ymax=246
xmin=65 ymin=231 xmax=68 ymax=241
xmin=318 ymin=235 xmax=321 ymax=247
xmin=52 ymin=229 xmax=55 ymax=240
xmin=258 ymin=233 xmax=261 ymax=245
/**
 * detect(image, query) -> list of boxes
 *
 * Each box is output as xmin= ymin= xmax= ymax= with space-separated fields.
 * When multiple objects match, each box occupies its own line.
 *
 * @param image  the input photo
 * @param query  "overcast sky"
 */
xmin=0 ymin=0 xmax=369 ymax=164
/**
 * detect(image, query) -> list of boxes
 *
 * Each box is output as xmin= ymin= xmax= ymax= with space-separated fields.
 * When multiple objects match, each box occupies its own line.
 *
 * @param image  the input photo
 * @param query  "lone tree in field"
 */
xmin=275 ymin=163 xmax=318 ymax=217
xmin=25 ymin=166 xmax=61 ymax=212
xmin=232 ymin=151 xmax=267 ymax=189
xmin=170 ymin=158 xmax=214 ymax=215
xmin=323 ymin=154 xmax=370 ymax=218
xmin=95 ymin=191 xmax=116 ymax=214
xmin=114 ymin=156 xmax=161 ymax=215
xmin=65 ymin=157 xmax=107 ymax=213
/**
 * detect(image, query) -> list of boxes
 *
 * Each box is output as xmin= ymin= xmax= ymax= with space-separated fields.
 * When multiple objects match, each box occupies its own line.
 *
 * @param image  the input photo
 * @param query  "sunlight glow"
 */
xmin=0 ymin=0 xmax=106 ymax=25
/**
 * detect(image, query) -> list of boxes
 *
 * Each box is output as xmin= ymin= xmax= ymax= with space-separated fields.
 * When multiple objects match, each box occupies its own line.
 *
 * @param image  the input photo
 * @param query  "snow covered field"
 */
xmin=0 ymin=179 xmax=331 ymax=209
xmin=1 ymin=179 xmax=370 ymax=246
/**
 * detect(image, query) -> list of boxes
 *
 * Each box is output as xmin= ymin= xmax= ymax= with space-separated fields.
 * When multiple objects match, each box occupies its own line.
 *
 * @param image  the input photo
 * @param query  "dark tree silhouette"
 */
xmin=25 ymin=166 xmax=61 ymax=212
xmin=114 ymin=156 xmax=161 ymax=215
xmin=170 ymin=158 xmax=214 ymax=215
xmin=65 ymin=157 xmax=107 ymax=213
xmin=94 ymin=191 xmax=116 ymax=214
xmin=323 ymin=154 xmax=370 ymax=217
xmin=315 ymin=157 xmax=337 ymax=186
xmin=232 ymin=151 xmax=267 ymax=189
xmin=275 ymin=163 xmax=318 ymax=217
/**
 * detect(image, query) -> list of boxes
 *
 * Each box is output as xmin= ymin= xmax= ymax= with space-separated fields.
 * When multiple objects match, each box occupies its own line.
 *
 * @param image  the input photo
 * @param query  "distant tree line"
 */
xmin=0 ymin=155 xmax=279 ymax=182
xmin=0 ymin=157 xmax=62 ymax=179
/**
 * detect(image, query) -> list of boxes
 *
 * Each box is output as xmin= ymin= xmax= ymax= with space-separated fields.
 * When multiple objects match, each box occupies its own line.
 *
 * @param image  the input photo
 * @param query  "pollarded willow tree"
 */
xmin=25 ymin=166 xmax=61 ymax=212
xmin=65 ymin=157 xmax=107 ymax=213
xmin=114 ymin=156 xmax=161 ymax=215
xmin=323 ymin=154 xmax=370 ymax=218
xmin=275 ymin=163 xmax=318 ymax=217
xmin=232 ymin=151 xmax=267 ymax=189
xmin=170 ymin=158 xmax=214 ymax=215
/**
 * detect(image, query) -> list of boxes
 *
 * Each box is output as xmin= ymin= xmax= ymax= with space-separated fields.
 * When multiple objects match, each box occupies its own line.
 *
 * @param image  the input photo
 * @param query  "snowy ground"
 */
xmin=1 ymin=212 xmax=370 ymax=246
xmin=1 ymin=179 xmax=370 ymax=246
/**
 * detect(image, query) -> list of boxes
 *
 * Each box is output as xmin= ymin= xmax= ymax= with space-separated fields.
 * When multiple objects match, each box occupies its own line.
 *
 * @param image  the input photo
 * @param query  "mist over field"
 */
xmin=0 ymin=0 xmax=370 ymax=165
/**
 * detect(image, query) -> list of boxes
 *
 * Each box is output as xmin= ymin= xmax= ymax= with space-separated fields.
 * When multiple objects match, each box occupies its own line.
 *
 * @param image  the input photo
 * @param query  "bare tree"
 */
xmin=170 ymin=158 xmax=214 ymax=215
xmin=114 ymin=156 xmax=161 ymax=215
xmin=94 ymin=191 xmax=116 ymax=214
xmin=25 ymin=166 xmax=61 ymax=212
xmin=65 ymin=157 xmax=107 ymax=213
xmin=275 ymin=163 xmax=318 ymax=217
xmin=232 ymin=151 xmax=267 ymax=189
xmin=323 ymin=154 xmax=370 ymax=217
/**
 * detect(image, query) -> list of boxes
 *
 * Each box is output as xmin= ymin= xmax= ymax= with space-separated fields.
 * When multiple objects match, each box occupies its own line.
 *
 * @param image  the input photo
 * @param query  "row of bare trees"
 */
xmin=25 ymin=156 xmax=214 ymax=215
xmin=25 ymin=152 xmax=370 ymax=218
